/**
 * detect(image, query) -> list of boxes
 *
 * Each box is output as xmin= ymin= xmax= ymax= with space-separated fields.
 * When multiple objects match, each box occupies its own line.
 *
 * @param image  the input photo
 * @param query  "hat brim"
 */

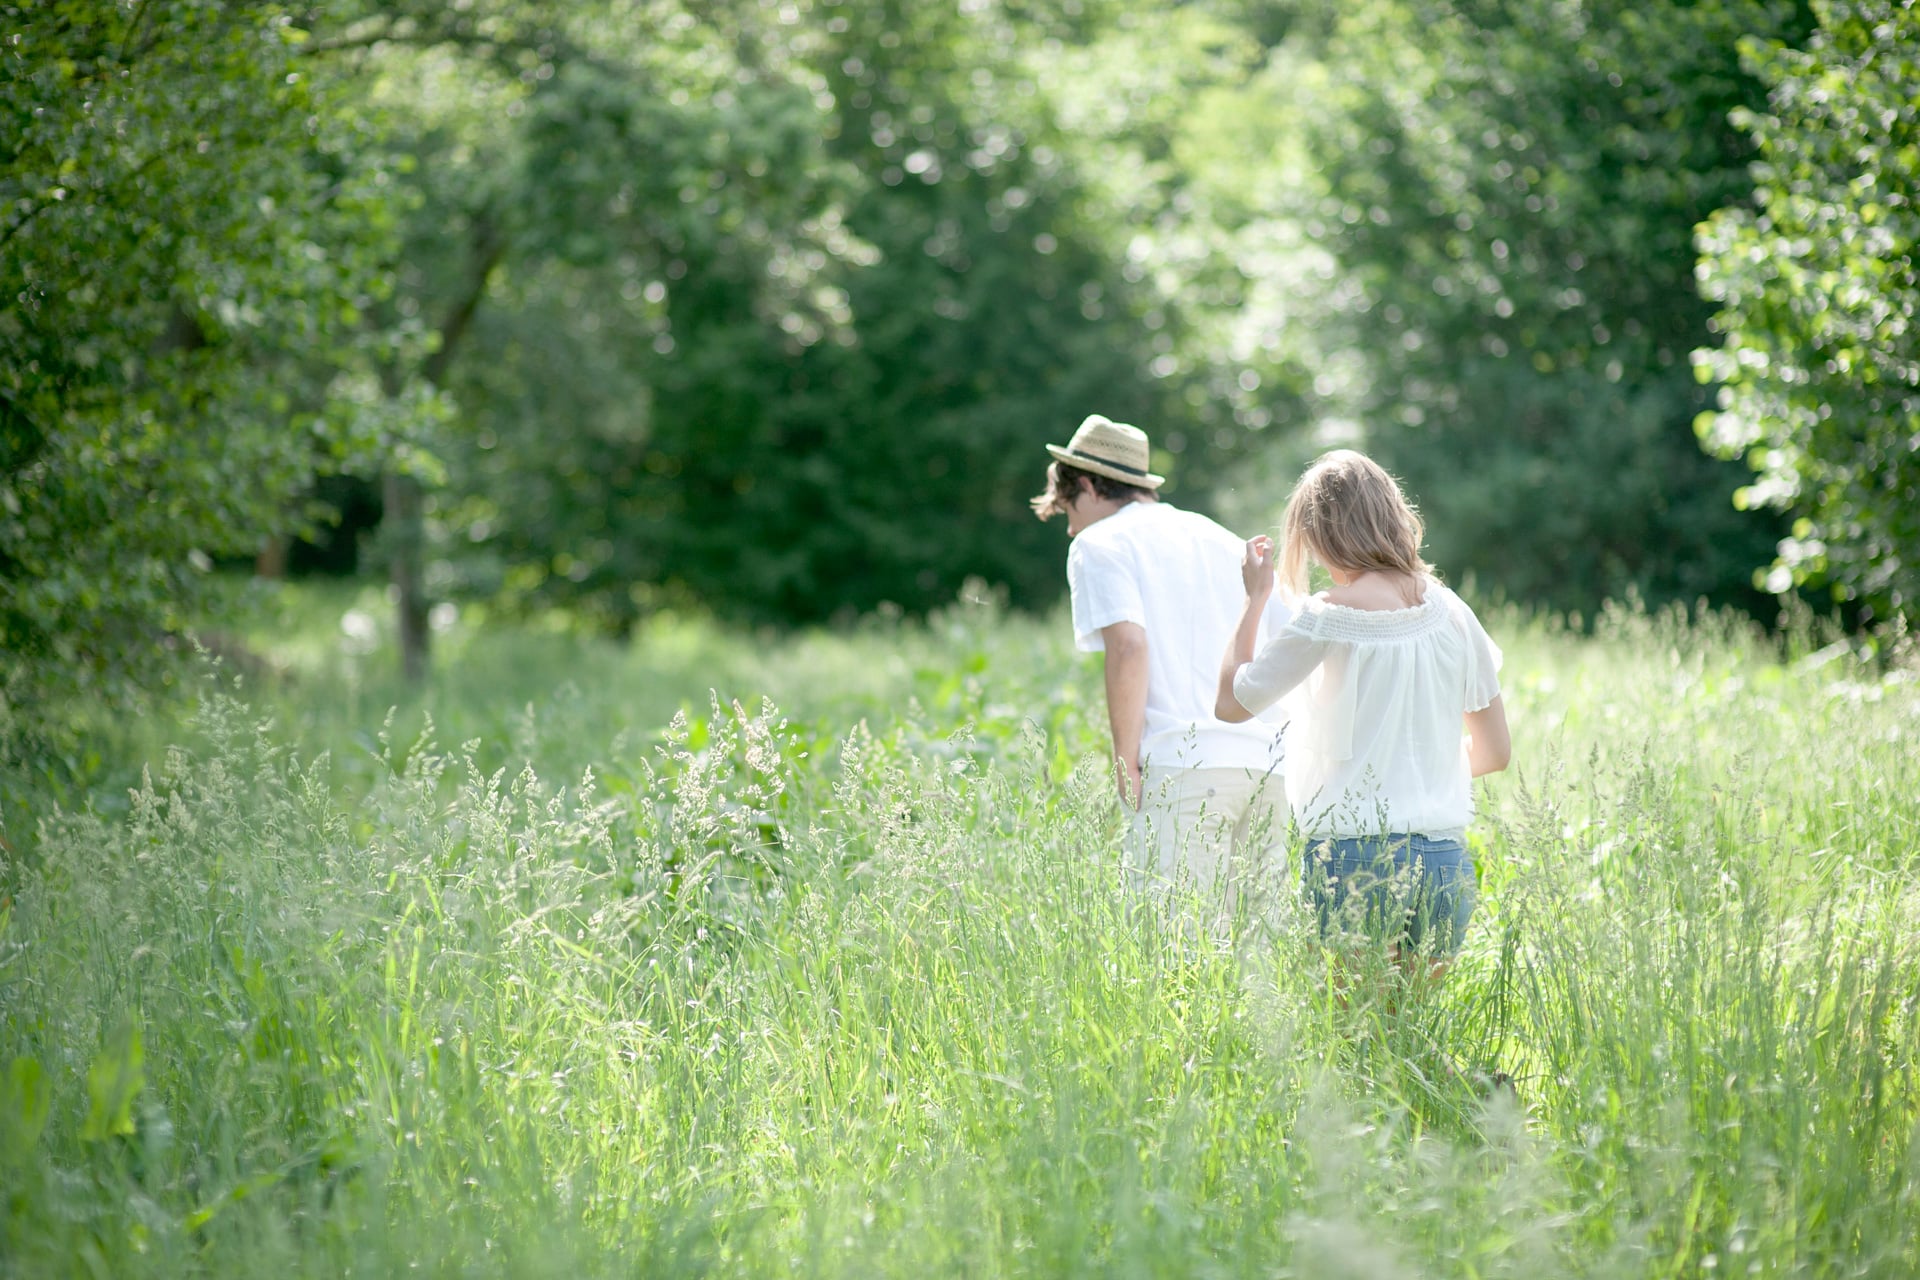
xmin=1046 ymin=444 xmax=1165 ymax=489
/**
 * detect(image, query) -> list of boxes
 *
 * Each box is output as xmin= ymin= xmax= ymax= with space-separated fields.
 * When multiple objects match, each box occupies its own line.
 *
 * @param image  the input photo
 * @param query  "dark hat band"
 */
xmin=1062 ymin=447 xmax=1151 ymax=478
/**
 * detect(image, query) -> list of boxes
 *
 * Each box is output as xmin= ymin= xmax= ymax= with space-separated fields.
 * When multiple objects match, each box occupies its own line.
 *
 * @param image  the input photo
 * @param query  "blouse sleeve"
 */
xmin=1232 ymin=610 xmax=1330 ymax=716
xmin=1448 ymin=592 xmax=1504 ymax=711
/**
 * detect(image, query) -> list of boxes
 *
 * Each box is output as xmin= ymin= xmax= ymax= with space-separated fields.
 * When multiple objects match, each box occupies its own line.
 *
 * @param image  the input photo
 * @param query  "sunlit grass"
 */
xmin=2 ymin=586 xmax=1916 ymax=1275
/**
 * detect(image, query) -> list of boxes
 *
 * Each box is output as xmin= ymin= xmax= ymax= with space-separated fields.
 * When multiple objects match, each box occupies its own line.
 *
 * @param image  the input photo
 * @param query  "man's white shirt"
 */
xmin=1066 ymin=501 xmax=1290 ymax=771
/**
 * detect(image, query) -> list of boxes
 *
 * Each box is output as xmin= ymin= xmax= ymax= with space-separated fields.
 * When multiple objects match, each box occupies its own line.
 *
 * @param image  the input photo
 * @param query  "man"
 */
xmin=1031 ymin=413 xmax=1290 ymax=920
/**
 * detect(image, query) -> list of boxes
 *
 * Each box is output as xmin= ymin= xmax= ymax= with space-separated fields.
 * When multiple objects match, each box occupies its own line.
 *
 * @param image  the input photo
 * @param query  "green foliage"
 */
xmin=0 ymin=1 xmax=421 ymax=722
xmin=3 ymin=596 xmax=1919 ymax=1273
xmin=1695 ymin=0 xmax=1920 ymax=621
xmin=1290 ymin=0 xmax=1814 ymax=616
xmin=417 ymin=0 xmax=1208 ymax=628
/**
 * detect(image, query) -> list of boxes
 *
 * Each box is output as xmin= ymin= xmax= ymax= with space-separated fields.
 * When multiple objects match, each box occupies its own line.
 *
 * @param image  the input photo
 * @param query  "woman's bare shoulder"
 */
xmin=1323 ymin=579 xmax=1420 ymax=611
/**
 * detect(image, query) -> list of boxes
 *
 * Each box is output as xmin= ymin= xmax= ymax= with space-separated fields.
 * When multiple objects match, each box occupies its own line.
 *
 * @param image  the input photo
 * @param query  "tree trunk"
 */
xmin=382 ymin=211 xmax=506 ymax=683
xmin=385 ymin=471 xmax=429 ymax=682
xmin=255 ymin=535 xmax=288 ymax=580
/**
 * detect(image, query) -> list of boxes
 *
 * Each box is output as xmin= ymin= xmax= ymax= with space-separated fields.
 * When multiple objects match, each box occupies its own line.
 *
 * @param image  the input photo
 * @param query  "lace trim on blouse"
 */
xmin=1287 ymin=585 xmax=1448 ymax=644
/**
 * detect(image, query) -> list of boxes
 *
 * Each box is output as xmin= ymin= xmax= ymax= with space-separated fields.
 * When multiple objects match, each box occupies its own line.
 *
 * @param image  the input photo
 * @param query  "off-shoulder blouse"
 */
xmin=1230 ymin=579 xmax=1502 ymax=839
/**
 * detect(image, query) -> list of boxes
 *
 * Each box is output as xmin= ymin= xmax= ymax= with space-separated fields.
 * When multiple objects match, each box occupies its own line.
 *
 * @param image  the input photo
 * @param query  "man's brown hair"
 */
xmin=1030 ymin=461 xmax=1155 ymax=520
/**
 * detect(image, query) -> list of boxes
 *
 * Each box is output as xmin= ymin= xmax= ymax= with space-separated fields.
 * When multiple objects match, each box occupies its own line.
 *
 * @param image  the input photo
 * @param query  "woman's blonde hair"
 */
xmin=1278 ymin=450 xmax=1431 ymax=595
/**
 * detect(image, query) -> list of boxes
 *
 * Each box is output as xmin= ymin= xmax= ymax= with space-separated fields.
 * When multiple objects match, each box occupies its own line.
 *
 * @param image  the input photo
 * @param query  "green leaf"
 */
xmin=184 ymin=1169 xmax=288 ymax=1233
xmin=1 ymin=1057 xmax=52 ymax=1158
xmin=79 ymin=1020 xmax=145 ymax=1143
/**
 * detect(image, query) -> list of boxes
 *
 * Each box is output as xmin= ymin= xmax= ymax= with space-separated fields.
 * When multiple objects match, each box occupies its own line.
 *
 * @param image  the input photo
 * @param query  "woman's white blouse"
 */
xmin=1231 ymin=580 xmax=1502 ymax=839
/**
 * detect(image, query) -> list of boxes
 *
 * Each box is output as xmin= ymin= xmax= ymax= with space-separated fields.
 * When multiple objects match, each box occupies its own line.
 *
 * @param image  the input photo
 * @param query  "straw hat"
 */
xmin=1045 ymin=414 xmax=1165 ymax=489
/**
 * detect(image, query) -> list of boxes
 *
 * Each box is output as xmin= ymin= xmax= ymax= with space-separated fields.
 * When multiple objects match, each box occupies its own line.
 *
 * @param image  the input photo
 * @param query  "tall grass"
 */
xmin=1 ymin=588 xmax=1915 ymax=1276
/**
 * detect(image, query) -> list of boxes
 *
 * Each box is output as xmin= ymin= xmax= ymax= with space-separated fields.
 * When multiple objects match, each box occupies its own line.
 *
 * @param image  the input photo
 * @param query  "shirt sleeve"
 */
xmin=1232 ymin=611 xmax=1330 ymax=715
xmin=1449 ymin=592 xmax=1504 ymax=711
xmin=1066 ymin=536 xmax=1144 ymax=653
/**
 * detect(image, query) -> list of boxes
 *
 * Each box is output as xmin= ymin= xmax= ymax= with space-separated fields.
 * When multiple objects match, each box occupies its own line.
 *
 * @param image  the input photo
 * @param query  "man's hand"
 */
xmin=1242 ymin=535 xmax=1276 ymax=600
xmin=1115 ymin=754 xmax=1143 ymax=810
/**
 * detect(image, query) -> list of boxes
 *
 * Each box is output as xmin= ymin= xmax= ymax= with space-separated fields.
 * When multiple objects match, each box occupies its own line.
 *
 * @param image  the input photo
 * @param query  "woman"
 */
xmin=1215 ymin=450 xmax=1510 ymax=972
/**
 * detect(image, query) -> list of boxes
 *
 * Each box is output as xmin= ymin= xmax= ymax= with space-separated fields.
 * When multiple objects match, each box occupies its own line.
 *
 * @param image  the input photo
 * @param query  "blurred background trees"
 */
xmin=401 ymin=0 xmax=1231 ymax=632
xmin=6 ymin=0 xmax=1915 ymax=713
xmin=1278 ymin=0 xmax=1820 ymax=617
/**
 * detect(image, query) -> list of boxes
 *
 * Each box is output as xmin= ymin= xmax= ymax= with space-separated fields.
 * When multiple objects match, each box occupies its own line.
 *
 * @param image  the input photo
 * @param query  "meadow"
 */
xmin=2 ymin=583 xmax=1917 ymax=1277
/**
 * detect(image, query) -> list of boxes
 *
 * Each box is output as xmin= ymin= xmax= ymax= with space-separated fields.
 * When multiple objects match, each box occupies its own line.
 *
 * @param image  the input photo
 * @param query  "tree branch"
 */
xmin=299 ymin=27 xmax=518 ymax=56
xmin=295 ymin=11 xmax=628 ymax=81
xmin=116 ymin=0 xmax=159 ymax=64
xmin=423 ymin=216 xmax=508 ymax=387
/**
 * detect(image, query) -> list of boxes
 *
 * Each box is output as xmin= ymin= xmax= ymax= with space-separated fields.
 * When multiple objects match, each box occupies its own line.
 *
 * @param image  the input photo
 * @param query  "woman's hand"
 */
xmin=1242 ymin=535 xmax=1276 ymax=600
xmin=1220 ymin=538 xmax=1275 ymax=723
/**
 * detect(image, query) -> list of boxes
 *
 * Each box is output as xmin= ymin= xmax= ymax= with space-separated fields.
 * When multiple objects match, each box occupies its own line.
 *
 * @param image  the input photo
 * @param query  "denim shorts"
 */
xmin=1302 ymin=833 xmax=1477 ymax=955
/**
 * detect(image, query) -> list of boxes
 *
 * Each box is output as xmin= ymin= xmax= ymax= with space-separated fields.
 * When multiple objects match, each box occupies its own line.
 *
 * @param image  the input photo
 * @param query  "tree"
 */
xmin=307 ymin=0 xmax=867 ymax=637
xmin=1282 ymin=0 xmax=1815 ymax=616
xmin=430 ymin=0 xmax=1211 ymax=628
xmin=289 ymin=0 xmax=661 ymax=676
xmin=0 ymin=1 xmax=417 ymax=724
xmin=1694 ymin=0 xmax=1920 ymax=622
